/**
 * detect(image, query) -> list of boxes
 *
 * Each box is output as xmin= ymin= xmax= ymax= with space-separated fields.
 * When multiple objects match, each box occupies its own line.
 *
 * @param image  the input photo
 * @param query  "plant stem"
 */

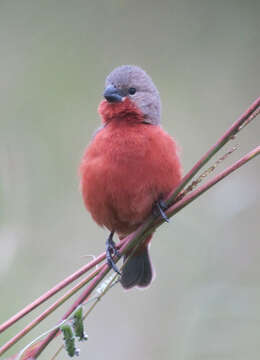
xmin=163 ymin=146 xmax=260 ymax=223
xmin=0 ymin=253 xmax=107 ymax=334
xmin=118 ymin=146 xmax=260 ymax=257
xmin=166 ymin=96 xmax=260 ymax=206
xmin=33 ymin=264 xmax=111 ymax=358
xmin=33 ymin=146 xmax=259 ymax=359
xmin=0 ymin=266 xmax=103 ymax=356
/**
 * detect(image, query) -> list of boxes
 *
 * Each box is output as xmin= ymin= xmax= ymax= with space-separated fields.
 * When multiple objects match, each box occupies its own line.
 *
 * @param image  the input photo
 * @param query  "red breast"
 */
xmin=80 ymin=99 xmax=181 ymax=235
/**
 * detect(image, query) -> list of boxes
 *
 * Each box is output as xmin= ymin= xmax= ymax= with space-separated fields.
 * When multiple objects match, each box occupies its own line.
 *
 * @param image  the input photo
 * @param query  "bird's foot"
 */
xmin=153 ymin=200 xmax=170 ymax=223
xmin=106 ymin=231 xmax=121 ymax=275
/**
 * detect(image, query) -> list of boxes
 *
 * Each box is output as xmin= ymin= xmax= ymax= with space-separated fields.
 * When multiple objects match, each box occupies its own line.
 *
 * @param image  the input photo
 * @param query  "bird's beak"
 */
xmin=104 ymin=85 xmax=123 ymax=103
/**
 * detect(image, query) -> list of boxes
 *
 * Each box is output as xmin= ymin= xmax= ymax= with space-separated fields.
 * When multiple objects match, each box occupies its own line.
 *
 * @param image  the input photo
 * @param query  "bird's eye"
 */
xmin=128 ymin=87 xmax=136 ymax=95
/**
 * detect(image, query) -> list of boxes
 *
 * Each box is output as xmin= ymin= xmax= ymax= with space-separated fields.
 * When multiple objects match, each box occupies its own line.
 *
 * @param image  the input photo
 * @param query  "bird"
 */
xmin=80 ymin=65 xmax=182 ymax=289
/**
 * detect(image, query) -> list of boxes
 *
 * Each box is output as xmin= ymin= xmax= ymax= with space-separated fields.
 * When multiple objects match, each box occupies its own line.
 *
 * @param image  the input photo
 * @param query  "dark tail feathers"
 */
xmin=120 ymin=247 xmax=153 ymax=289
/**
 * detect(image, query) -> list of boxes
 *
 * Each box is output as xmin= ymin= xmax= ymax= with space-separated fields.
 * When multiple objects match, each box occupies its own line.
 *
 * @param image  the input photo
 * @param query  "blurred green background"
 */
xmin=1 ymin=0 xmax=259 ymax=359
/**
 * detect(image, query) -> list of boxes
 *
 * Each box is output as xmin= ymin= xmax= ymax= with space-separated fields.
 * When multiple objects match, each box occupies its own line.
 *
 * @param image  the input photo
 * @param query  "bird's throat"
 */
xmin=98 ymin=98 xmax=144 ymax=124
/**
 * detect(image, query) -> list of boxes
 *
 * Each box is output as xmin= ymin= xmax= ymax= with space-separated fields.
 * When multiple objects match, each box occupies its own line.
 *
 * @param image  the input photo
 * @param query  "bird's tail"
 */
xmin=120 ymin=243 xmax=153 ymax=289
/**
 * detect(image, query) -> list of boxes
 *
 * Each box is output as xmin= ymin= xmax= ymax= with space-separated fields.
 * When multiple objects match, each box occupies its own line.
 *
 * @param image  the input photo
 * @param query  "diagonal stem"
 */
xmin=162 ymin=146 xmax=260 ymax=224
xmin=0 ymin=253 xmax=107 ymax=334
xmin=33 ymin=146 xmax=259 ymax=359
xmin=166 ymin=96 xmax=260 ymax=206
xmin=0 ymin=267 xmax=104 ymax=356
xmin=33 ymin=264 xmax=111 ymax=358
xmin=117 ymin=146 xmax=260 ymax=257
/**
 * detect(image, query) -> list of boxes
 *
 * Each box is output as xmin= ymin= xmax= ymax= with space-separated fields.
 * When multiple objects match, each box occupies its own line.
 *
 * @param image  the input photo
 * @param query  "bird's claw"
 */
xmin=154 ymin=200 xmax=170 ymax=223
xmin=106 ymin=232 xmax=121 ymax=275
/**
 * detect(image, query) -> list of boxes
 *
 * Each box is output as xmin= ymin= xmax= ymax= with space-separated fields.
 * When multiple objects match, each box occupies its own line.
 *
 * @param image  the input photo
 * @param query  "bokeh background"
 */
xmin=1 ymin=1 xmax=259 ymax=359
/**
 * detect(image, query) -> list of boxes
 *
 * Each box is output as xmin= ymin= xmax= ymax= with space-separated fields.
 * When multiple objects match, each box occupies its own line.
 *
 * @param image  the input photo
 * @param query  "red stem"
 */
xmin=164 ymin=146 xmax=260 ymax=222
xmin=166 ymin=96 xmax=260 ymax=205
xmin=0 ymin=253 xmax=107 ymax=334
xmin=0 ymin=266 xmax=105 ymax=356
xmin=32 ymin=233 xmax=138 ymax=359
xmin=32 ymin=145 xmax=260 ymax=359
xmin=33 ymin=264 xmax=111 ymax=358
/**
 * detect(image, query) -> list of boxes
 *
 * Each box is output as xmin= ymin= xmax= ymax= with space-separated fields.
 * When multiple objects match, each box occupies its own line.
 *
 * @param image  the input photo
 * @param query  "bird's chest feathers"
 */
xmin=94 ymin=123 xmax=151 ymax=170
xmin=83 ymin=122 xmax=161 ymax=208
xmin=81 ymin=121 xmax=180 ymax=231
xmin=83 ymin=122 xmax=160 ymax=229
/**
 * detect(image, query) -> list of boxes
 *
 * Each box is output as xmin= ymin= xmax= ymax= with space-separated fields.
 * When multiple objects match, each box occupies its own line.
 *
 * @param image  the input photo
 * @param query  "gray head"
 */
xmin=103 ymin=65 xmax=161 ymax=125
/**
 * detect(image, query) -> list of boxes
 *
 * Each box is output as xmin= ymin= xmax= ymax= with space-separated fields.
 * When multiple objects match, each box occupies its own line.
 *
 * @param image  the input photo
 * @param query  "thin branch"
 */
xmin=115 ymin=146 xmax=260 ymax=258
xmin=0 ymin=267 xmax=105 ymax=356
xmin=166 ymin=96 xmax=260 ymax=206
xmin=33 ymin=265 xmax=111 ymax=358
xmin=0 ymin=253 xmax=107 ymax=334
xmin=16 ymin=297 xmax=99 ymax=360
xmin=162 ymin=146 xmax=260 ymax=224
xmin=48 ymin=276 xmax=120 ymax=360
xmin=31 ymin=146 xmax=259 ymax=359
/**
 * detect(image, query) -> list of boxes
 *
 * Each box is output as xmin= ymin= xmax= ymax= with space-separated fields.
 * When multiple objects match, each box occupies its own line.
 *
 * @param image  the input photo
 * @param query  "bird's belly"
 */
xmin=80 ymin=125 xmax=181 ymax=234
xmin=82 ymin=153 xmax=156 ymax=233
